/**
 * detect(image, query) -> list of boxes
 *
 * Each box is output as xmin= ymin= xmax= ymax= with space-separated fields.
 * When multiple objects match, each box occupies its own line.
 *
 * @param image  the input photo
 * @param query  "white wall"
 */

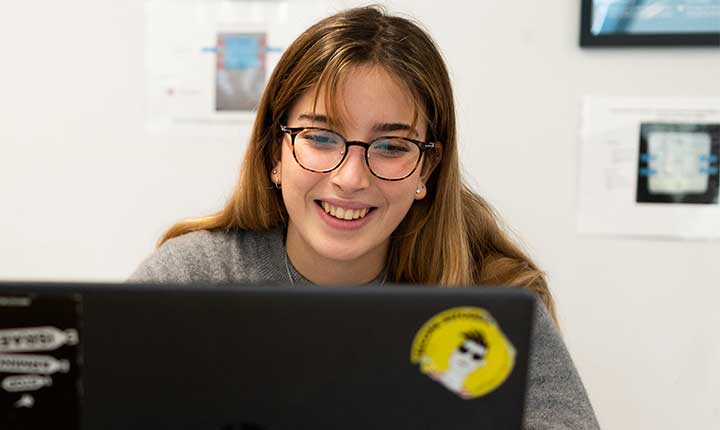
xmin=1 ymin=1 xmax=719 ymax=428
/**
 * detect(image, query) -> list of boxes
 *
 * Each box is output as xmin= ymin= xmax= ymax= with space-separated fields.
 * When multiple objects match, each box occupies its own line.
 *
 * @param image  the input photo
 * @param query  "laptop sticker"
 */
xmin=2 ymin=375 xmax=53 ymax=392
xmin=0 ymin=326 xmax=79 ymax=353
xmin=0 ymin=294 xmax=82 ymax=429
xmin=410 ymin=307 xmax=515 ymax=399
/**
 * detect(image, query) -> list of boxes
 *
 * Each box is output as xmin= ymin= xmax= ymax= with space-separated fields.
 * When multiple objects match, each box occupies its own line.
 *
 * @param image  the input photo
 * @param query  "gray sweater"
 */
xmin=130 ymin=228 xmax=600 ymax=430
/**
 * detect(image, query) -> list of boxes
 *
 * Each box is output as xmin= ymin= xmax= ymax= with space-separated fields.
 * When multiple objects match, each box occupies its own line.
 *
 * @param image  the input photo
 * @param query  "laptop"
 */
xmin=0 ymin=282 xmax=536 ymax=430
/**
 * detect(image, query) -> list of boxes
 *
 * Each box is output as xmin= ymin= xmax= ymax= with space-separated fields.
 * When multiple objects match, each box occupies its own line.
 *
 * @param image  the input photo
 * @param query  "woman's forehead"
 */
xmin=288 ymin=65 xmax=427 ymax=138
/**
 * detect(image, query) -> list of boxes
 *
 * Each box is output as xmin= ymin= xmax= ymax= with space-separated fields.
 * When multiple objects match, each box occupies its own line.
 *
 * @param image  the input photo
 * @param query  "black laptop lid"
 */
xmin=0 ymin=282 xmax=535 ymax=430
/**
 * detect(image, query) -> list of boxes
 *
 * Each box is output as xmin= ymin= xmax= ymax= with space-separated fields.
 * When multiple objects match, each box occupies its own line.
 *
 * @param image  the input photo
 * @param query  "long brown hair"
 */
xmin=159 ymin=6 xmax=557 ymax=322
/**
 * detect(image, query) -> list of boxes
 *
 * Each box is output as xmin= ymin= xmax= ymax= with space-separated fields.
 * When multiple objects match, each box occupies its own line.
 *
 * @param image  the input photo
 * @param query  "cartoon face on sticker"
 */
xmin=410 ymin=307 xmax=515 ymax=399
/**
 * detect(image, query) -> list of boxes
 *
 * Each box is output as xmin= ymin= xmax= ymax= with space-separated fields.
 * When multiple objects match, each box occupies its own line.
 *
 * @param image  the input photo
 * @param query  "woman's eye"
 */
xmin=372 ymin=140 xmax=413 ymax=157
xmin=306 ymin=134 xmax=335 ymax=143
xmin=377 ymin=143 xmax=410 ymax=152
xmin=301 ymin=133 xmax=342 ymax=148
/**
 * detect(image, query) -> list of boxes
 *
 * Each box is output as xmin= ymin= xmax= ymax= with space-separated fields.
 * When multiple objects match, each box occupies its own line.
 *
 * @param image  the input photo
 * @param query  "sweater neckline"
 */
xmin=279 ymin=227 xmax=387 ymax=286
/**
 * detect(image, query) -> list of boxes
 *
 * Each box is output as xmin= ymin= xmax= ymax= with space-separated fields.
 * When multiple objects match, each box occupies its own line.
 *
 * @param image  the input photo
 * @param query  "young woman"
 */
xmin=131 ymin=6 xmax=599 ymax=429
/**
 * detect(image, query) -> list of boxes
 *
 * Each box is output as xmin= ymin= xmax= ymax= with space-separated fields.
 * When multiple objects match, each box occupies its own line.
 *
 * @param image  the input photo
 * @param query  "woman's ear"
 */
xmin=414 ymin=143 xmax=442 ymax=201
xmin=269 ymin=135 xmax=285 ymax=187
xmin=270 ymin=162 xmax=282 ymax=188
xmin=420 ymin=142 xmax=443 ymax=181
xmin=271 ymin=137 xmax=283 ymax=165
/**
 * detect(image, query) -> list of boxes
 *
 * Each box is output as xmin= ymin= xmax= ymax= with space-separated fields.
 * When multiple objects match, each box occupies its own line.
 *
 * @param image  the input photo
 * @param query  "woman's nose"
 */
xmin=330 ymin=146 xmax=372 ymax=192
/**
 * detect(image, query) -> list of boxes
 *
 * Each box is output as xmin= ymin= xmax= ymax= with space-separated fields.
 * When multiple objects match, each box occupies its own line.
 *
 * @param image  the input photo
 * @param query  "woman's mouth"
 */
xmin=316 ymin=201 xmax=376 ymax=221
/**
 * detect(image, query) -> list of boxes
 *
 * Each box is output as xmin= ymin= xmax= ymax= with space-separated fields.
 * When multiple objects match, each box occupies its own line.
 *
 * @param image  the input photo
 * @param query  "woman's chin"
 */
xmin=309 ymin=236 xmax=388 ymax=267
xmin=313 ymin=243 xmax=373 ymax=264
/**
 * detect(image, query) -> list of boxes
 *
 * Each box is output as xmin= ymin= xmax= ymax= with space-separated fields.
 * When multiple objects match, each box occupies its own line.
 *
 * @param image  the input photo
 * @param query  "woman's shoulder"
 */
xmin=128 ymin=227 xmax=285 ymax=284
xmin=524 ymin=301 xmax=600 ymax=429
xmin=159 ymin=228 xmax=277 ymax=255
xmin=160 ymin=228 xmax=233 ymax=249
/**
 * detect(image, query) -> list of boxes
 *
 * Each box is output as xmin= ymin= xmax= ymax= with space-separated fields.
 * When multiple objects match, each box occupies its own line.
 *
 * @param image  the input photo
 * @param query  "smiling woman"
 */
xmin=130 ymin=5 xmax=599 ymax=429
xmin=278 ymin=65 xmax=435 ymax=285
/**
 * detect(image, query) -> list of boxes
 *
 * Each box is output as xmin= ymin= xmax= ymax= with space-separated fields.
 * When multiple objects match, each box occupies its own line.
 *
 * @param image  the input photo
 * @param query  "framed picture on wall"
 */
xmin=580 ymin=0 xmax=720 ymax=47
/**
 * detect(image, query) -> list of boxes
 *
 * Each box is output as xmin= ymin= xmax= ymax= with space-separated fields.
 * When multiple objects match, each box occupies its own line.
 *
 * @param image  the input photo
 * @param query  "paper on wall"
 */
xmin=578 ymin=96 xmax=720 ymax=240
xmin=145 ymin=0 xmax=287 ymax=138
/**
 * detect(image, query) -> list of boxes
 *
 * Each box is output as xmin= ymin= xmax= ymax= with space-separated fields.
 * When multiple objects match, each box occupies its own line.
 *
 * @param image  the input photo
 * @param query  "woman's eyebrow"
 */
xmin=296 ymin=114 xmax=418 ymax=137
xmin=297 ymin=113 xmax=330 ymax=124
xmin=373 ymin=122 xmax=419 ymax=137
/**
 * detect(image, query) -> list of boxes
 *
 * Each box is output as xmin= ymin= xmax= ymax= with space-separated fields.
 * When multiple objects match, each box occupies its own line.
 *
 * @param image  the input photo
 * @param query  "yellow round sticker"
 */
xmin=410 ymin=307 xmax=515 ymax=399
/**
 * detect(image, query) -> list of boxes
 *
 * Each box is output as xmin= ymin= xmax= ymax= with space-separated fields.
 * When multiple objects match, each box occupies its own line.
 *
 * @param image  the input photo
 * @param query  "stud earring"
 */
xmin=416 ymin=187 xmax=421 ymax=194
xmin=272 ymin=169 xmax=281 ymax=189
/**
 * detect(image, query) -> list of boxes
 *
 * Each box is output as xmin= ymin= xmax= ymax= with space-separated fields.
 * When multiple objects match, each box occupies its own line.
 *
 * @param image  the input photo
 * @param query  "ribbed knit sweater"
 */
xmin=130 ymin=228 xmax=600 ymax=430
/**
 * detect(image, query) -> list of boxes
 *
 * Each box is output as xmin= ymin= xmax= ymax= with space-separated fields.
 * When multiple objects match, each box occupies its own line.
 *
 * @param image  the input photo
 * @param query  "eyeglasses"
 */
xmin=280 ymin=125 xmax=437 ymax=181
xmin=458 ymin=344 xmax=486 ymax=361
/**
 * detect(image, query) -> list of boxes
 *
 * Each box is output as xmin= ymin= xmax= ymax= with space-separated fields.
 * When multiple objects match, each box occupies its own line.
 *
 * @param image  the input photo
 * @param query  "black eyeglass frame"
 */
xmin=280 ymin=125 xmax=437 ymax=181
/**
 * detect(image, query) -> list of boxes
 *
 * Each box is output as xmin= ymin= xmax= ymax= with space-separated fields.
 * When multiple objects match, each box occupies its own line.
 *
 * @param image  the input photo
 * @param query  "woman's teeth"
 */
xmin=321 ymin=202 xmax=370 ymax=220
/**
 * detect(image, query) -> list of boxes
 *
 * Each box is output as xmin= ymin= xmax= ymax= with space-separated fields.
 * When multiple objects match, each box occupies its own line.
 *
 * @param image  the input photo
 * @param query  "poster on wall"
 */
xmin=145 ymin=0 xmax=287 ymax=138
xmin=580 ymin=0 xmax=720 ymax=46
xmin=578 ymin=96 xmax=720 ymax=239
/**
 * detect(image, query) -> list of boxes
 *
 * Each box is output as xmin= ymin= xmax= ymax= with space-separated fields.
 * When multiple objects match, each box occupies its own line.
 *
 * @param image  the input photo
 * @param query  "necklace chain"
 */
xmin=284 ymin=251 xmax=295 ymax=285
xmin=284 ymin=251 xmax=387 ymax=286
